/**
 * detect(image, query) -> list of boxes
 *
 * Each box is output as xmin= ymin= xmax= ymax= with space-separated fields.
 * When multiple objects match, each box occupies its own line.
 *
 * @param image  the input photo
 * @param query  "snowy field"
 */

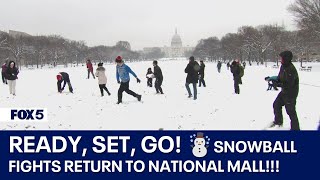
xmin=1 ymin=59 xmax=319 ymax=130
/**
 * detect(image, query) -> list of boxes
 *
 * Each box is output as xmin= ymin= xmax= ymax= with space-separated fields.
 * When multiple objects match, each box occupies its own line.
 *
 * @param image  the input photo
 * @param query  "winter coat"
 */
xmin=87 ymin=62 xmax=93 ymax=72
xmin=278 ymin=62 xmax=299 ymax=99
xmin=153 ymin=65 xmax=163 ymax=80
xmin=230 ymin=61 xmax=241 ymax=79
xmin=146 ymin=70 xmax=153 ymax=78
xmin=116 ymin=64 xmax=137 ymax=83
xmin=185 ymin=61 xmax=199 ymax=84
xmin=217 ymin=62 xmax=222 ymax=69
xmin=57 ymin=72 xmax=71 ymax=92
xmin=59 ymin=72 xmax=70 ymax=82
xmin=2 ymin=63 xmax=7 ymax=73
xmin=5 ymin=61 xmax=19 ymax=80
xmin=199 ymin=63 xmax=205 ymax=77
xmin=95 ymin=67 xmax=107 ymax=85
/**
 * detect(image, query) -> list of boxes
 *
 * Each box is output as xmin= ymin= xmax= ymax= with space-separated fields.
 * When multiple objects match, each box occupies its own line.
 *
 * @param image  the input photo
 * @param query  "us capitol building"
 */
xmin=143 ymin=29 xmax=194 ymax=58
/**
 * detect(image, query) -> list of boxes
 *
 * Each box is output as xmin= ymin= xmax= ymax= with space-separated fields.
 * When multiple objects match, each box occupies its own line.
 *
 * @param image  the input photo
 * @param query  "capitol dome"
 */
xmin=171 ymin=28 xmax=182 ymax=47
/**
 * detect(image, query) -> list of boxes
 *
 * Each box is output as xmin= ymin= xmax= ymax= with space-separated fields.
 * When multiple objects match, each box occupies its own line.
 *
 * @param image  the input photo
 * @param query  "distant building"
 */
xmin=143 ymin=28 xmax=194 ymax=58
xmin=9 ymin=30 xmax=31 ymax=38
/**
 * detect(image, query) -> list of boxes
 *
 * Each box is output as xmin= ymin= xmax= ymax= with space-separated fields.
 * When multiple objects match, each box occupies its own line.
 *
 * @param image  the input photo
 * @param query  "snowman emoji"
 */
xmin=192 ymin=132 xmax=208 ymax=158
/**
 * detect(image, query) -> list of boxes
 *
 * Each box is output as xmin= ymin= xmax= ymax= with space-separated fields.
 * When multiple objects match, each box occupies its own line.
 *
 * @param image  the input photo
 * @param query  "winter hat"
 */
xmin=56 ymin=74 xmax=62 ymax=81
xmin=279 ymin=51 xmax=293 ymax=65
xmin=189 ymin=56 xmax=195 ymax=61
xmin=115 ymin=56 xmax=123 ymax=63
xmin=98 ymin=62 xmax=103 ymax=67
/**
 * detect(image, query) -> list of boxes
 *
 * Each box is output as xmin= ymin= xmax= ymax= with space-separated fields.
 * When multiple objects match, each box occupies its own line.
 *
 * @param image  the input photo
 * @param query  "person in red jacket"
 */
xmin=86 ymin=59 xmax=95 ymax=79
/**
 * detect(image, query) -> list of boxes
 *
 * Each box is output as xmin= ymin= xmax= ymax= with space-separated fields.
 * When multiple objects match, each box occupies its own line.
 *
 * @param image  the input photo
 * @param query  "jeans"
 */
xmin=199 ymin=76 xmax=206 ymax=87
xmin=186 ymin=82 xmax=197 ymax=100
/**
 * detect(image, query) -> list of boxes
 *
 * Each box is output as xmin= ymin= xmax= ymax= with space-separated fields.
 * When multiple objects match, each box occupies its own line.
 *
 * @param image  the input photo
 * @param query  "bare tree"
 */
xmin=289 ymin=0 xmax=320 ymax=38
xmin=238 ymin=26 xmax=258 ymax=64
xmin=0 ymin=35 xmax=32 ymax=69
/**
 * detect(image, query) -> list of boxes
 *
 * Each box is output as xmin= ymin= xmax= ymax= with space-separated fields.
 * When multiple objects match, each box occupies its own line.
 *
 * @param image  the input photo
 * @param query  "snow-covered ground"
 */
xmin=1 ymin=59 xmax=319 ymax=130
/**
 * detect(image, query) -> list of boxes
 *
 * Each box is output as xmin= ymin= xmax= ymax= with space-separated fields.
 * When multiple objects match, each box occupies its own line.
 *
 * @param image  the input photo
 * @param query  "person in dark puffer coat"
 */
xmin=185 ymin=56 xmax=199 ymax=100
xmin=230 ymin=60 xmax=241 ymax=94
xmin=2 ymin=61 xmax=8 ymax=84
xmin=270 ymin=50 xmax=300 ymax=130
xmin=5 ymin=61 xmax=19 ymax=95
xmin=153 ymin=60 xmax=164 ymax=94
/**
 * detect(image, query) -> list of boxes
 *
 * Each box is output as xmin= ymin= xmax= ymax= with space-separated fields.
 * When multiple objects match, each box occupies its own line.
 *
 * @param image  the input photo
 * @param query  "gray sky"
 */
xmin=0 ymin=0 xmax=296 ymax=50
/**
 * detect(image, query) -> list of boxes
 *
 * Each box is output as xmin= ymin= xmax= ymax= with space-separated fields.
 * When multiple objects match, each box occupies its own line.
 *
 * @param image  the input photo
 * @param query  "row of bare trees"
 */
xmin=193 ymin=0 xmax=320 ymax=66
xmin=0 ymin=32 xmax=141 ymax=69
xmin=193 ymin=25 xmax=319 ymax=66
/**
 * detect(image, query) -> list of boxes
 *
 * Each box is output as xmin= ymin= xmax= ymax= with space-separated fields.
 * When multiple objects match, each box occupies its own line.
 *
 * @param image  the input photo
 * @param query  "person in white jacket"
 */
xmin=95 ymin=62 xmax=111 ymax=97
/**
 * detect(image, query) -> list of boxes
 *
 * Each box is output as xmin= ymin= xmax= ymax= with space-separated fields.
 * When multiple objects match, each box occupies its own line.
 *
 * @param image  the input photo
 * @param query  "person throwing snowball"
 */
xmin=115 ymin=56 xmax=142 ymax=104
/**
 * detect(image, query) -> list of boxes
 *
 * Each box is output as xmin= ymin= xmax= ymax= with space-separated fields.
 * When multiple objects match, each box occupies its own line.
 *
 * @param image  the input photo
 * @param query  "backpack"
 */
xmin=239 ymin=65 xmax=244 ymax=77
xmin=193 ymin=62 xmax=200 ymax=72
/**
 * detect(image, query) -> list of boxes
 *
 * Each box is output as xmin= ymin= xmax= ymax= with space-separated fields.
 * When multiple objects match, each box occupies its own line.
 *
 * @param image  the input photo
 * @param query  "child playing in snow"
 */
xmin=265 ymin=76 xmax=279 ymax=91
xmin=146 ymin=68 xmax=153 ymax=87
xmin=95 ymin=62 xmax=111 ymax=97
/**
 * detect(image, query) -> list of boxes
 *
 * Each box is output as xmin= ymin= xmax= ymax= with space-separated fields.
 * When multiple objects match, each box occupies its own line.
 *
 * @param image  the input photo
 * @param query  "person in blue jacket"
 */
xmin=115 ymin=56 xmax=142 ymax=104
xmin=265 ymin=76 xmax=279 ymax=91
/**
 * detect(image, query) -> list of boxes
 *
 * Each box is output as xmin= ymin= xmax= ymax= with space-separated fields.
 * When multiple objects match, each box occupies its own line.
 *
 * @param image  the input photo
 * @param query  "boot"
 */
xmin=137 ymin=95 xmax=142 ymax=101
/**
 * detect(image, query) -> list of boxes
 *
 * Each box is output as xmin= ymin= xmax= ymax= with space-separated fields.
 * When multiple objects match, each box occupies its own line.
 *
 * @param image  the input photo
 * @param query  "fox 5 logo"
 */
xmin=0 ymin=108 xmax=48 ymax=121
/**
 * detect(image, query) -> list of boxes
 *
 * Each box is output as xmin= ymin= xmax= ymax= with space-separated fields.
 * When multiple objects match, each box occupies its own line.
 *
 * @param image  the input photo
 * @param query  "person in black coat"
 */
xmin=227 ymin=62 xmax=230 ymax=70
xmin=2 ymin=61 xmax=8 ymax=84
xmin=198 ymin=60 xmax=206 ymax=87
xmin=230 ymin=60 xmax=241 ymax=94
xmin=146 ymin=68 xmax=153 ymax=87
xmin=5 ymin=61 xmax=19 ymax=95
xmin=271 ymin=51 xmax=300 ymax=130
xmin=185 ymin=56 xmax=199 ymax=100
xmin=57 ymin=72 xmax=73 ymax=93
xmin=217 ymin=61 xmax=222 ymax=73
xmin=153 ymin=61 xmax=164 ymax=94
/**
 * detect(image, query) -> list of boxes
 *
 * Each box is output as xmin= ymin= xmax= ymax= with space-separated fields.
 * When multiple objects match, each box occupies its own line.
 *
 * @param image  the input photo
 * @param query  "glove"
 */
xmin=136 ymin=78 xmax=141 ymax=83
xmin=117 ymin=80 xmax=120 ymax=84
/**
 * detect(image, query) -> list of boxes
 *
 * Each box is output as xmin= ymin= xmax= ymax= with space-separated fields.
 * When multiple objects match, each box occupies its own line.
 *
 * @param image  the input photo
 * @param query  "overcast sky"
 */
xmin=0 ymin=0 xmax=296 ymax=50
